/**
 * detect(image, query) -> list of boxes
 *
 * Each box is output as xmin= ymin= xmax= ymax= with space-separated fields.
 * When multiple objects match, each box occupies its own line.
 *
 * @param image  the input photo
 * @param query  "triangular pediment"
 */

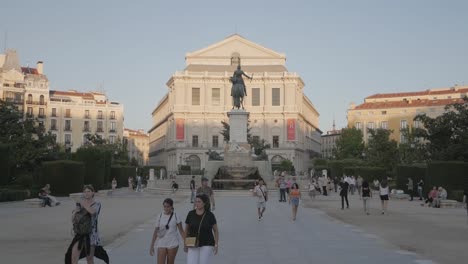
xmin=186 ymin=34 xmax=286 ymax=62
xmin=3 ymin=68 xmax=24 ymax=82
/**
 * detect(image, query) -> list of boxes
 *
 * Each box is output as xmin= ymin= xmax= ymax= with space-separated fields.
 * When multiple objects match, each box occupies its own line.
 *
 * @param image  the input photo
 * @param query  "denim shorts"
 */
xmin=291 ymin=197 xmax=299 ymax=206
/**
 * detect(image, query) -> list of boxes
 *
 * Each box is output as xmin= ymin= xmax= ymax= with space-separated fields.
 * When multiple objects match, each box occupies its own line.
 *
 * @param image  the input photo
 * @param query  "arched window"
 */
xmin=186 ymin=155 xmax=201 ymax=171
xmin=39 ymin=95 xmax=45 ymax=105
xmin=231 ymin=52 xmax=241 ymax=66
xmin=27 ymin=94 xmax=33 ymax=104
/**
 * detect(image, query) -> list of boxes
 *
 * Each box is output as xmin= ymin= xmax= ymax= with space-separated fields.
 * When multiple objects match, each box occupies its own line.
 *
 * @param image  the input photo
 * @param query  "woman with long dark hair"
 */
xmin=289 ymin=183 xmax=301 ymax=221
xmin=149 ymin=198 xmax=185 ymax=264
xmin=379 ymin=179 xmax=389 ymax=215
xmin=184 ymin=194 xmax=219 ymax=264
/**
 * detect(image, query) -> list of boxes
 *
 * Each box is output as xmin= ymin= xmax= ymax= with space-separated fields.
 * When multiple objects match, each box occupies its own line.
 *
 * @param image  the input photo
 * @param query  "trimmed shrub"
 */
xmin=111 ymin=166 xmax=137 ymax=187
xmin=0 ymin=189 xmax=30 ymax=202
xmin=0 ymin=144 xmax=13 ymax=185
xmin=427 ymin=161 xmax=468 ymax=198
xmin=328 ymin=159 xmax=364 ymax=179
xmin=74 ymin=147 xmax=111 ymax=190
xmin=40 ymin=160 xmax=85 ymax=196
xmin=396 ymin=165 xmax=427 ymax=192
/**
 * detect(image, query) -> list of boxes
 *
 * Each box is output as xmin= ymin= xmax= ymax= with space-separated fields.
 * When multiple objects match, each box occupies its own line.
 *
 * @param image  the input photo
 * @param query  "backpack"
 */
xmin=73 ymin=207 xmax=93 ymax=235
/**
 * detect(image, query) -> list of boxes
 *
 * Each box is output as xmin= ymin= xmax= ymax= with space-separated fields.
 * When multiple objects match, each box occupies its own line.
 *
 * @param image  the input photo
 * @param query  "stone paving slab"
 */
xmin=103 ymin=196 xmax=434 ymax=264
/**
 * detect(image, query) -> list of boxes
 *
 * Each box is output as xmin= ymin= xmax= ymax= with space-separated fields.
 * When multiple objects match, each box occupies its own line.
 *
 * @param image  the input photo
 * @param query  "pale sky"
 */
xmin=2 ymin=0 xmax=467 ymax=132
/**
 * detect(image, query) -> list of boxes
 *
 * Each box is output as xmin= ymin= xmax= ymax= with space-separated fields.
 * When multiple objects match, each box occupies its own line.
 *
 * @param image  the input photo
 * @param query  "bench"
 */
xmin=389 ymin=193 xmax=410 ymax=200
xmin=24 ymin=198 xmax=44 ymax=208
xmin=439 ymin=199 xmax=462 ymax=208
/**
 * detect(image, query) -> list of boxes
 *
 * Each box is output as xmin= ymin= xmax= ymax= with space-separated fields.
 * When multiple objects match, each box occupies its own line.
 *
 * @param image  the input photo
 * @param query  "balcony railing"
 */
xmin=3 ymin=98 xmax=24 ymax=104
xmin=83 ymin=128 xmax=91 ymax=132
xmin=38 ymin=114 xmax=45 ymax=119
xmin=64 ymin=127 xmax=72 ymax=131
xmin=26 ymin=101 xmax=46 ymax=105
xmin=97 ymin=116 xmax=104 ymax=119
xmin=110 ymin=116 xmax=116 ymax=120
xmin=96 ymin=128 xmax=104 ymax=133
xmin=109 ymin=129 xmax=116 ymax=133
xmin=84 ymin=115 xmax=91 ymax=119
xmin=51 ymin=113 xmax=57 ymax=117
xmin=65 ymin=115 xmax=71 ymax=118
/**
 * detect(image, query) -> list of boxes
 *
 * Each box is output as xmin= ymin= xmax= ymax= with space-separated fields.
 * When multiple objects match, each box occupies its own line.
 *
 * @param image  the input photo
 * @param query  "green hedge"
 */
xmin=0 ymin=144 xmax=13 ymax=185
xmin=74 ymin=147 xmax=111 ymax=190
xmin=396 ymin=165 xmax=427 ymax=191
xmin=427 ymin=161 xmax=468 ymax=199
xmin=343 ymin=166 xmax=387 ymax=183
xmin=328 ymin=159 xmax=364 ymax=179
xmin=111 ymin=166 xmax=136 ymax=187
xmin=40 ymin=160 xmax=85 ymax=195
xmin=0 ymin=189 xmax=30 ymax=202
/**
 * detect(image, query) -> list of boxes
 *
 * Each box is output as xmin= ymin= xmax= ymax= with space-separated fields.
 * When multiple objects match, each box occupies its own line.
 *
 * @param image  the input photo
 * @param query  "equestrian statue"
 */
xmin=230 ymin=65 xmax=252 ymax=109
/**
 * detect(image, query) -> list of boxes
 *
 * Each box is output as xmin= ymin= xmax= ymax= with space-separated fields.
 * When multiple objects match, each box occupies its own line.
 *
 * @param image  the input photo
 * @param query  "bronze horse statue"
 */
xmin=230 ymin=65 xmax=252 ymax=109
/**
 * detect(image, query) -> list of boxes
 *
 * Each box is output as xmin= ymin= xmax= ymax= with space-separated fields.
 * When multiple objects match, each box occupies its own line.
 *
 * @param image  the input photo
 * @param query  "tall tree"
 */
xmin=0 ymin=100 xmax=58 ymax=170
xmin=334 ymin=127 xmax=364 ymax=159
xmin=365 ymin=128 xmax=399 ymax=171
xmin=414 ymin=97 xmax=468 ymax=161
xmin=398 ymin=127 xmax=427 ymax=164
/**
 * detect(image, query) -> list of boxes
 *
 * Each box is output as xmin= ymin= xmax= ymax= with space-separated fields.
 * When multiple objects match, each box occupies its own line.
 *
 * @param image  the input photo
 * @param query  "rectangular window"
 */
xmin=413 ymin=120 xmax=421 ymax=128
xmin=27 ymin=107 xmax=33 ymax=116
xmin=51 ymin=119 xmax=57 ymax=130
xmin=252 ymin=88 xmax=260 ymax=106
xmin=380 ymin=121 xmax=388 ymax=129
xmin=381 ymin=111 xmax=387 ymax=115
xmin=52 ymin=108 xmax=57 ymax=117
xmin=355 ymin=122 xmax=362 ymax=130
xmin=400 ymin=133 xmax=407 ymax=144
xmin=39 ymin=108 xmax=45 ymax=118
xmin=212 ymin=135 xmax=219 ymax=148
xmin=273 ymin=136 xmax=279 ymax=148
xmin=212 ymin=88 xmax=220 ymax=106
xmin=110 ymin=111 xmax=115 ymax=119
xmin=84 ymin=121 xmax=90 ymax=132
xmin=65 ymin=109 xmax=71 ymax=118
xmin=97 ymin=121 xmax=103 ymax=132
xmin=272 ymin=88 xmax=280 ymax=106
xmin=65 ymin=134 xmax=72 ymax=145
xmin=192 ymin=88 xmax=200 ymax=105
xmin=367 ymin=122 xmax=375 ymax=129
xmin=65 ymin=120 xmax=71 ymax=131
xmin=109 ymin=136 xmax=116 ymax=144
xmin=400 ymin=120 xmax=408 ymax=129
xmin=85 ymin=110 xmax=90 ymax=119
xmin=192 ymin=135 xmax=199 ymax=147
xmin=110 ymin=122 xmax=116 ymax=132
xmin=98 ymin=110 xmax=103 ymax=119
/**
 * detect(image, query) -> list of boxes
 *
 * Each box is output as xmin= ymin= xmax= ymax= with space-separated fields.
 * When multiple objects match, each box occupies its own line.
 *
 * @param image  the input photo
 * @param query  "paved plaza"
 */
xmin=105 ymin=195 xmax=434 ymax=264
xmin=3 ymin=189 xmax=467 ymax=263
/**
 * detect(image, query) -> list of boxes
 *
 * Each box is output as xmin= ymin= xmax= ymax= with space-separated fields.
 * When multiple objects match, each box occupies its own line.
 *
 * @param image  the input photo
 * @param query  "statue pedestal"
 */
xmin=227 ymin=110 xmax=249 ymax=144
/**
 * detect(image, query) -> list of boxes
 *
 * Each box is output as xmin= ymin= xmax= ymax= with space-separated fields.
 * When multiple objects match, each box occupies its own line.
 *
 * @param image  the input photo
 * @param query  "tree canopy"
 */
xmin=414 ymin=97 xmax=468 ymax=161
xmin=334 ymin=127 xmax=364 ymax=159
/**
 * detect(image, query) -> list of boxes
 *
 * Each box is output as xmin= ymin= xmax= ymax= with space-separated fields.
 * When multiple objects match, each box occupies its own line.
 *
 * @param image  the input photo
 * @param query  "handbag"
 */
xmin=185 ymin=212 xmax=206 ymax=247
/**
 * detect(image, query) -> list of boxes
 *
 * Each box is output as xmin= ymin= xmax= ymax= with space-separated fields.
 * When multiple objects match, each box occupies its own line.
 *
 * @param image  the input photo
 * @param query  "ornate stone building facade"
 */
xmin=347 ymin=86 xmax=468 ymax=144
xmin=124 ymin=128 xmax=149 ymax=166
xmin=149 ymin=35 xmax=321 ymax=174
xmin=0 ymin=49 xmax=124 ymax=152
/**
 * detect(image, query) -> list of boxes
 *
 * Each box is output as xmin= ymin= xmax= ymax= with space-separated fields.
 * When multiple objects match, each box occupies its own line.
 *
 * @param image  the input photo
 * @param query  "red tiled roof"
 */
xmin=124 ymin=128 xmax=148 ymax=137
xmin=21 ymin=67 xmax=40 ymax=75
xmin=366 ymin=88 xmax=468 ymax=99
xmin=49 ymin=90 xmax=95 ymax=100
xmin=354 ymin=98 xmax=464 ymax=110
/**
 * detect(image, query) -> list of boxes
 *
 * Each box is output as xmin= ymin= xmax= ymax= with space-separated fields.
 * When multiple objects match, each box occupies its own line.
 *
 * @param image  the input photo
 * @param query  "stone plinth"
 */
xmin=227 ymin=110 xmax=249 ymax=144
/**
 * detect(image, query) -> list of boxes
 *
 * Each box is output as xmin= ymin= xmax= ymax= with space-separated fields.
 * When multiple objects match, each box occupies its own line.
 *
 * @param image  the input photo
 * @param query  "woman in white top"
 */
xmin=150 ymin=198 xmax=186 ymax=264
xmin=379 ymin=179 xmax=390 ymax=215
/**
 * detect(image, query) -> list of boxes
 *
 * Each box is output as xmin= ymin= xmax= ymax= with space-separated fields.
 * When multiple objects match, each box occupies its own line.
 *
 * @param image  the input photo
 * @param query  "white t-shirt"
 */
xmin=254 ymin=185 xmax=267 ymax=202
xmin=156 ymin=211 xmax=182 ymax=248
xmin=379 ymin=186 xmax=389 ymax=196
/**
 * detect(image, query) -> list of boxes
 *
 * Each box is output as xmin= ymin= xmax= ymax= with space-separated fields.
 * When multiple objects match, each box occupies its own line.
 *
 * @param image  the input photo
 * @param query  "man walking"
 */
xmin=407 ymin=178 xmax=414 ymax=201
xmin=197 ymin=177 xmax=215 ymax=210
xmin=278 ymin=176 xmax=287 ymax=202
xmin=254 ymin=178 xmax=268 ymax=220
xmin=189 ymin=176 xmax=196 ymax=203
